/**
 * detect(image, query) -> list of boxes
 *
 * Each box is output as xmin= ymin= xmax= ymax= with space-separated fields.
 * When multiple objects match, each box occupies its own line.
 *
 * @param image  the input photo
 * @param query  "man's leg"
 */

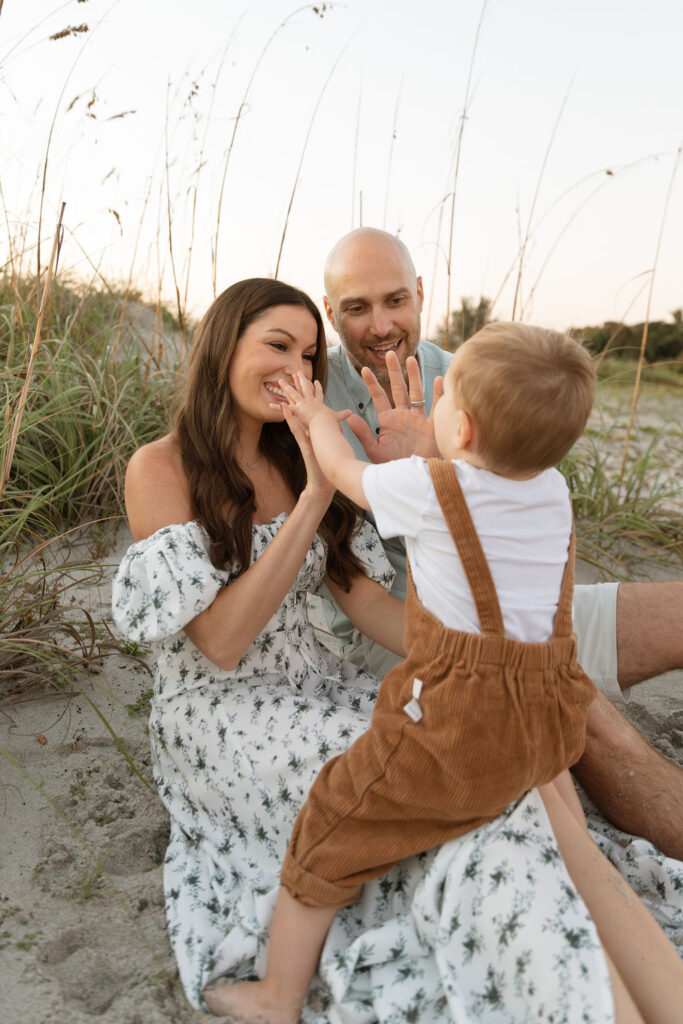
xmin=616 ymin=581 xmax=683 ymax=688
xmin=572 ymin=691 xmax=683 ymax=860
xmin=572 ymin=581 xmax=683 ymax=859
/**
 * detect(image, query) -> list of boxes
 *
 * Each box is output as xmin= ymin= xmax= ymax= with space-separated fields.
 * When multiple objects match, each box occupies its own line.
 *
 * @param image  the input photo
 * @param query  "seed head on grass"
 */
xmin=49 ymin=24 xmax=89 ymax=42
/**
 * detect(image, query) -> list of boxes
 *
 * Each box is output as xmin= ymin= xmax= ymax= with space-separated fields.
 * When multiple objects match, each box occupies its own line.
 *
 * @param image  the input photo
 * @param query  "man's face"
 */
xmin=324 ymin=245 xmax=423 ymax=384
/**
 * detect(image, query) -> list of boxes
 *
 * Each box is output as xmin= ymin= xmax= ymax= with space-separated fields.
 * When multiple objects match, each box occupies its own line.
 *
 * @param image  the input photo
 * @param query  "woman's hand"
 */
xmin=281 ymin=402 xmax=336 ymax=506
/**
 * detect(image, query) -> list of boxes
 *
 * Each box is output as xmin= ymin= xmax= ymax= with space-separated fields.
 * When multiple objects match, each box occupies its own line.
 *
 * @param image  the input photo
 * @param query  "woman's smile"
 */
xmin=264 ymin=381 xmax=289 ymax=402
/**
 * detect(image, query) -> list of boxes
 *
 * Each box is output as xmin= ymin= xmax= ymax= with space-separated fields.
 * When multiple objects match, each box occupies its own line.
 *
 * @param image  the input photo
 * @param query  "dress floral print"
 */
xmin=112 ymin=516 xmax=683 ymax=1022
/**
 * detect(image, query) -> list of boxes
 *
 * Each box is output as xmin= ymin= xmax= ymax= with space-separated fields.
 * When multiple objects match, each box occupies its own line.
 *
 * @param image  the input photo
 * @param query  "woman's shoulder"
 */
xmin=125 ymin=433 xmax=194 ymax=541
xmin=127 ymin=434 xmax=179 ymax=477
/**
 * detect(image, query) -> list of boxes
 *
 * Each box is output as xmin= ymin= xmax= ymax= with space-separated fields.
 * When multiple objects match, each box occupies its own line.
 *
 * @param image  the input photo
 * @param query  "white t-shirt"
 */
xmin=362 ymin=457 xmax=572 ymax=644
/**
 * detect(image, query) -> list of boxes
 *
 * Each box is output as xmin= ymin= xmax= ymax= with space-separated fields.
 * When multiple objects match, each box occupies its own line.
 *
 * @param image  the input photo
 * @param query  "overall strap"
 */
xmin=551 ymin=521 xmax=576 ymax=638
xmin=427 ymin=459 xmax=505 ymax=636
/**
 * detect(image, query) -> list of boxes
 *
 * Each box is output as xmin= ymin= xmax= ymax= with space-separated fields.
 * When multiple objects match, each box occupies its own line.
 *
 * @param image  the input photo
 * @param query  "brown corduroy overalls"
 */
xmin=281 ymin=459 xmax=597 ymax=908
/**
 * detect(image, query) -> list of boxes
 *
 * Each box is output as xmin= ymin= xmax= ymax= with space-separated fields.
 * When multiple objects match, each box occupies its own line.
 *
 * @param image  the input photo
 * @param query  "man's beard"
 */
xmin=339 ymin=315 xmax=422 ymax=384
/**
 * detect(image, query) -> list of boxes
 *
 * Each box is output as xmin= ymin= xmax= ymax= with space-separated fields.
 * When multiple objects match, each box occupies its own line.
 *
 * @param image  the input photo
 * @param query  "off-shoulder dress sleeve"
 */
xmin=111 ymin=521 xmax=231 ymax=642
xmin=349 ymin=517 xmax=395 ymax=592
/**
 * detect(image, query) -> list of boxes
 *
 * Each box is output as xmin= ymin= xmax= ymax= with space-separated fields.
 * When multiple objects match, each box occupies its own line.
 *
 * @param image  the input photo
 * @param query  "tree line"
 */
xmin=434 ymin=298 xmax=683 ymax=365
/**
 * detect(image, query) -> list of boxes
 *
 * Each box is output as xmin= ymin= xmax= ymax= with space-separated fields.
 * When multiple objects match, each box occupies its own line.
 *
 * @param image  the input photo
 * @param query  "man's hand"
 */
xmin=346 ymin=350 xmax=443 ymax=463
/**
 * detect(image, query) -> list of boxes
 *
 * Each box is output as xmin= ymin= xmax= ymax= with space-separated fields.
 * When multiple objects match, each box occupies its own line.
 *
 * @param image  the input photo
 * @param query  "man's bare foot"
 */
xmin=203 ymin=980 xmax=300 ymax=1023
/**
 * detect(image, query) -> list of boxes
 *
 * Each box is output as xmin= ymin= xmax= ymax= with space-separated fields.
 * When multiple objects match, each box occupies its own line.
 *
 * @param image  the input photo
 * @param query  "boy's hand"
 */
xmin=278 ymin=373 xmax=350 ymax=430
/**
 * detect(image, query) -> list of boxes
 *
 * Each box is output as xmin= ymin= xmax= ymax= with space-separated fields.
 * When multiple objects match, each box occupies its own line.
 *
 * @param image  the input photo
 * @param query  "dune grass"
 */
xmin=1 ymin=273 xmax=177 ymax=705
xmin=1 ymin=272 xmax=680 ymax=704
xmin=563 ymin=414 xmax=682 ymax=579
xmin=1 ymin=279 xmax=177 ymax=545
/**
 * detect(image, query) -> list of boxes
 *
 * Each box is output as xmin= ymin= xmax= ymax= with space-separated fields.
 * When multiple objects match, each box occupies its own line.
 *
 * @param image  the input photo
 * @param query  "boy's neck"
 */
xmin=447 ymin=449 xmax=542 ymax=482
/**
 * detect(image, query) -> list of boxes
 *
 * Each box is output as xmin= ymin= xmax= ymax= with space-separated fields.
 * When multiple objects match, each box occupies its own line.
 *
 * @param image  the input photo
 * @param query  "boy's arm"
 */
xmin=308 ymin=410 xmax=370 ymax=511
xmin=280 ymin=374 xmax=370 ymax=510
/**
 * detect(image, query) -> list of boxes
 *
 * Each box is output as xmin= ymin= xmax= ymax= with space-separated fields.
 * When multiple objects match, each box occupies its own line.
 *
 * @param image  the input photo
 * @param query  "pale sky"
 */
xmin=1 ymin=0 xmax=682 ymax=335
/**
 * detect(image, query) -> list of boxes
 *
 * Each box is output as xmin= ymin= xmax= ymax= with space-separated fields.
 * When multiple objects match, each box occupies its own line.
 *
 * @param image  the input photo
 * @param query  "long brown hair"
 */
xmin=175 ymin=278 xmax=365 ymax=589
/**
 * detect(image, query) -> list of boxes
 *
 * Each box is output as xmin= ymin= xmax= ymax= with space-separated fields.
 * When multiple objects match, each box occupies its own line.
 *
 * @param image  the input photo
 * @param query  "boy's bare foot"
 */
xmin=203 ymin=980 xmax=300 ymax=1024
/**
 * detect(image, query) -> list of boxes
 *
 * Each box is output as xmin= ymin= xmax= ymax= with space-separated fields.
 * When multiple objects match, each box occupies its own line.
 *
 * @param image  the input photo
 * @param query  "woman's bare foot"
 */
xmin=203 ymin=980 xmax=300 ymax=1024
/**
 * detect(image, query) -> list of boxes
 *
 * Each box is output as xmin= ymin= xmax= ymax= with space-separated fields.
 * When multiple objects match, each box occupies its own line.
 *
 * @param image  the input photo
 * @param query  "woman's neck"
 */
xmin=235 ymin=421 xmax=263 ymax=469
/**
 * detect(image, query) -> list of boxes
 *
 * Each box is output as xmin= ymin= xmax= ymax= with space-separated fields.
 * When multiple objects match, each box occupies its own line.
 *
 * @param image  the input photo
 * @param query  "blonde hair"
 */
xmin=451 ymin=322 xmax=595 ymax=474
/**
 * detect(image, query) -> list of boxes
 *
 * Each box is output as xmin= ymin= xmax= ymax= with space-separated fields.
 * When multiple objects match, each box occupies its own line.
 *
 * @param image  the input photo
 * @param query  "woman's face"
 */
xmin=228 ymin=304 xmax=319 ymax=428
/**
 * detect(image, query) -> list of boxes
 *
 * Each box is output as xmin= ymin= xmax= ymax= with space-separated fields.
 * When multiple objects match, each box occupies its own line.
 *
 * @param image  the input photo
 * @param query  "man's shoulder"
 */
xmin=417 ymin=339 xmax=452 ymax=372
xmin=323 ymin=344 xmax=350 ymax=410
xmin=325 ymin=342 xmax=346 ymax=375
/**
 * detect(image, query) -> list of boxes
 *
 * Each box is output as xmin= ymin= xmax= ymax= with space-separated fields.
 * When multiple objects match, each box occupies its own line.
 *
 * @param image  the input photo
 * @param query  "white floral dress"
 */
xmin=111 ymin=515 xmax=680 ymax=1022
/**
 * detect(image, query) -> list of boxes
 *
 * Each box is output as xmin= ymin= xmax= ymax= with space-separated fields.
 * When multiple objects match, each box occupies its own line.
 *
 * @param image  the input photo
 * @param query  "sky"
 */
xmin=1 ymin=0 xmax=682 ymax=335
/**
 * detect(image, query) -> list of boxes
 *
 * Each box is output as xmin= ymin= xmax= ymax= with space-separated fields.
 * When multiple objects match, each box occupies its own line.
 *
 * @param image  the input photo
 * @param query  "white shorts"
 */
xmin=312 ymin=583 xmax=625 ymax=704
xmin=573 ymin=582 xmax=624 ymax=704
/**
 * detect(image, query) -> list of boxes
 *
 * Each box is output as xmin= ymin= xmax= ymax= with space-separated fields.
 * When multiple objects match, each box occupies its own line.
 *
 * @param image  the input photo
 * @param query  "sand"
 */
xmin=1 ymin=532 xmax=682 ymax=1024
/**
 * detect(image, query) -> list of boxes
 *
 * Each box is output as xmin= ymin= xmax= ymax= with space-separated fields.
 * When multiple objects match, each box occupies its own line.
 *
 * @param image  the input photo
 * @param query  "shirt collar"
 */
xmin=334 ymin=342 xmax=427 ymax=399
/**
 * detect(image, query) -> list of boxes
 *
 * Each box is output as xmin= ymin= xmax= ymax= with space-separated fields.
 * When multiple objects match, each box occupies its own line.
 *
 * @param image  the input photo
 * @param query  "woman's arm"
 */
xmin=124 ymin=433 xmax=334 ymax=671
xmin=324 ymin=573 xmax=405 ymax=658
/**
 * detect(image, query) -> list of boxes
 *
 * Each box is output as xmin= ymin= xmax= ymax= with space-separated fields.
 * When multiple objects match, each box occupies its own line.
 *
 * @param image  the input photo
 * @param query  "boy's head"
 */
xmin=436 ymin=322 xmax=595 ymax=476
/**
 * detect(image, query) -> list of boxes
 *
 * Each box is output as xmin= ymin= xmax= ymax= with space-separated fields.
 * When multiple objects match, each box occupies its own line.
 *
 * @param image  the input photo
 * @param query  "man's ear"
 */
xmin=416 ymin=275 xmax=424 ymax=311
xmin=323 ymin=296 xmax=338 ymax=333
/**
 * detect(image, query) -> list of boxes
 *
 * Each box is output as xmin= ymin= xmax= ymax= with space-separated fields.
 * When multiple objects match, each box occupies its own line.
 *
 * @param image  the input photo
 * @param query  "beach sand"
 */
xmin=1 ymin=535 xmax=681 ymax=1024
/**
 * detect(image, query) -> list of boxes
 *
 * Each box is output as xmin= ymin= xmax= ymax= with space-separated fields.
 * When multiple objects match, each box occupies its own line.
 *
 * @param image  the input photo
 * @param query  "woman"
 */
xmin=113 ymin=279 xmax=620 ymax=1021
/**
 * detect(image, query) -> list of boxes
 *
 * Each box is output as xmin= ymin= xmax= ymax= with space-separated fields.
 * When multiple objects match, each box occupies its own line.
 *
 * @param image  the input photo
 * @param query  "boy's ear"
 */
xmin=456 ymin=409 xmax=475 ymax=449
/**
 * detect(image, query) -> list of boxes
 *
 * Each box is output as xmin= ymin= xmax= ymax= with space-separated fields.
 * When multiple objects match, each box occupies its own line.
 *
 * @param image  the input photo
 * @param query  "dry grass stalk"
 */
xmin=617 ymin=141 xmax=683 ymax=497
xmin=423 ymin=190 xmax=449 ymax=338
xmin=516 ymin=155 xmax=659 ymax=320
xmin=443 ymin=0 xmax=488 ymax=349
xmin=36 ymin=2 xmax=108 ymax=277
xmin=521 ymin=178 xmax=604 ymax=321
xmin=274 ymin=25 xmax=358 ymax=278
xmin=64 ymin=228 xmax=163 ymax=367
xmin=351 ymin=77 xmax=363 ymax=229
xmin=163 ymin=79 xmax=185 ymax=341
xmin=510 ymin=78 xmax=573 ymax=321
xmin=212 ymin=6 xmax=318 ymax=298
xmin=1 ymin=202 xmax=65 ymax=500
xmin=486 ymin=154 xmax=663 ymax=326
xmin=183 ymin=18 xmax=244 ymax=313
xmin=382 ymin=83 xmax=402 ymax=231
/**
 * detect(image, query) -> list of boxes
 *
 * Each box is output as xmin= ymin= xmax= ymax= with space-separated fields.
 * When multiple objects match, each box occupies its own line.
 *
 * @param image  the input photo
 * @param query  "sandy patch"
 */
xmin=1 ymin=533 xmax=681 ymax=1023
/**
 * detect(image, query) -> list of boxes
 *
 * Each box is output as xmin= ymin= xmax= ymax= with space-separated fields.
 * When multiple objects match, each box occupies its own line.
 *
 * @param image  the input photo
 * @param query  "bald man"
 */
xmin=319 ymin=226 xmax=683 ymax=859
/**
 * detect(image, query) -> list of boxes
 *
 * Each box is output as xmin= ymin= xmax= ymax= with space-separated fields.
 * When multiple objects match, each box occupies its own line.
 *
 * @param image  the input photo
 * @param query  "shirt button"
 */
xmin=375 ymin=427 xmax=380 ymax=435
xmin=358 ymin=402 xmax=364 ymax=409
